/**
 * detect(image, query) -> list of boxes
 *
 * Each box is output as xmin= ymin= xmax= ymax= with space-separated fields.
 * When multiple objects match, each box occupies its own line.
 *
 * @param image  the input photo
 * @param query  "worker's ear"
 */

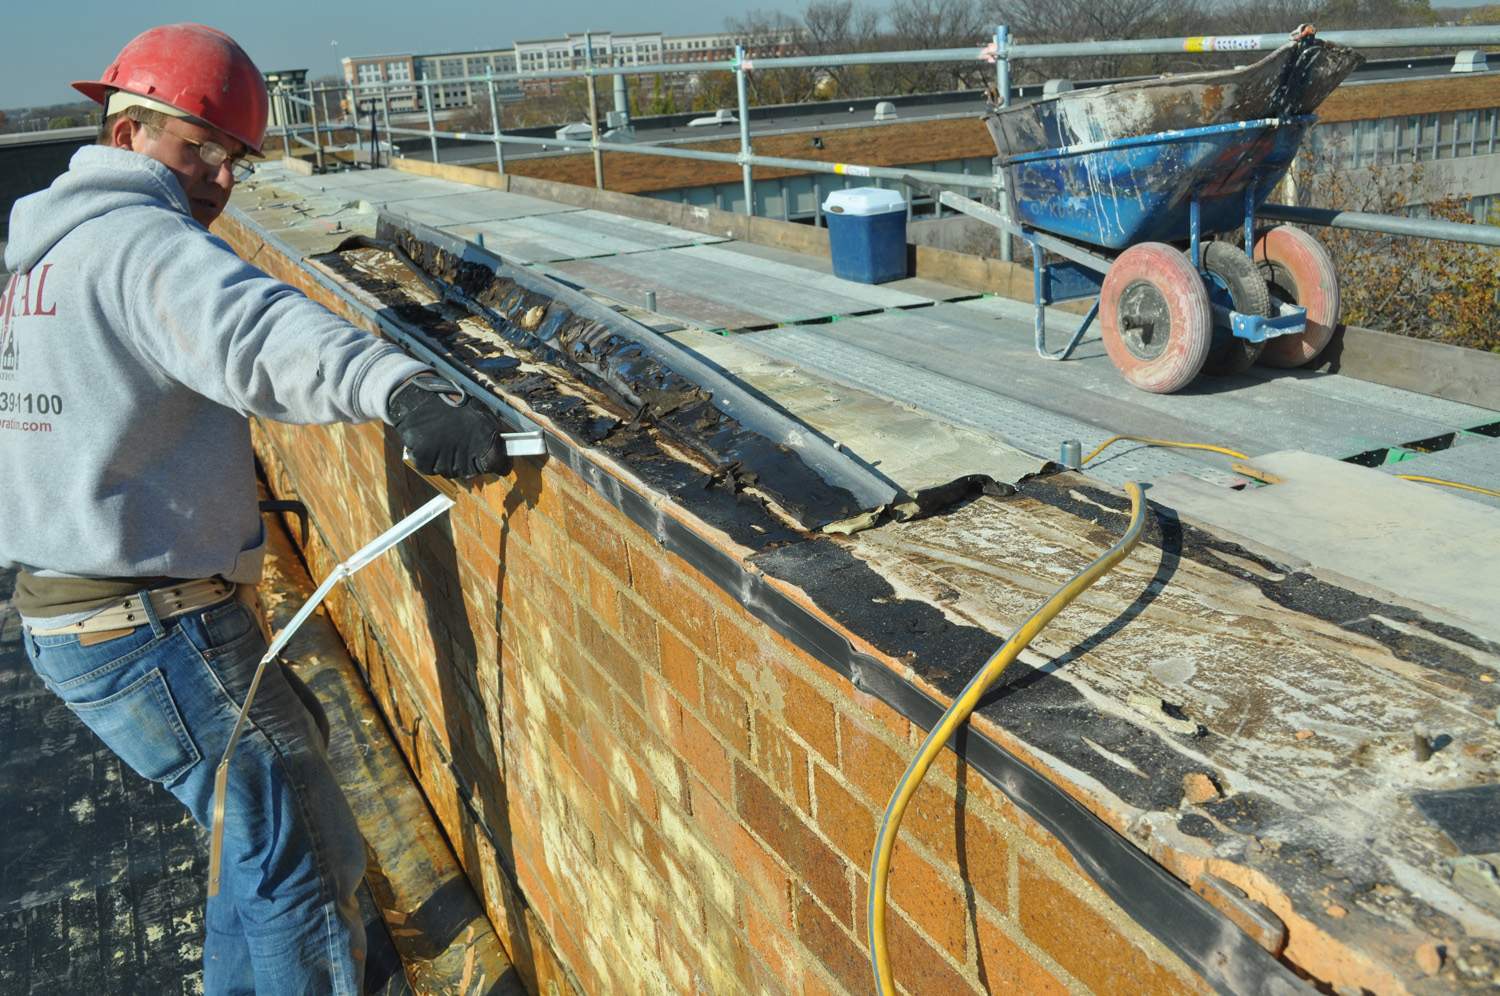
xmin=107 ymin=115 xmax=139 ymax=151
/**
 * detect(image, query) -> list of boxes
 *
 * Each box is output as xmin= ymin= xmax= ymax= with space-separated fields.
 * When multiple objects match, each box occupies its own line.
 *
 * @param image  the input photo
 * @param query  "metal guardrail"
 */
xmin=1261 ymin=203 xmax=1500 ymax=247
xmin=272 ymin=24 xmax=1500 ymax=252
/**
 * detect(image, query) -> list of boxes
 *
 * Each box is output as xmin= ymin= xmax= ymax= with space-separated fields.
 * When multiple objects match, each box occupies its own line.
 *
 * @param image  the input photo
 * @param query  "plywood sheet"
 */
xmin=1150 ymin=451 xmax=1500 ymax=636
xmin=387 ymin=190 xmax=581 ymax=227
xmin=666 ymin=327 xmax=1045 ymax=496
xmin=442 ymin=210 xmax=725 ymax=264
xmin=548 ymin=244 xmax=933 ymax=330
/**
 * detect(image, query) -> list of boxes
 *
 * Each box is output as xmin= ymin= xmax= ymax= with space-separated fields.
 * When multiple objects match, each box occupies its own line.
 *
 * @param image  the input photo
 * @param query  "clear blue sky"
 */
xmin=1 ymin=0 xmax=779 ymax=108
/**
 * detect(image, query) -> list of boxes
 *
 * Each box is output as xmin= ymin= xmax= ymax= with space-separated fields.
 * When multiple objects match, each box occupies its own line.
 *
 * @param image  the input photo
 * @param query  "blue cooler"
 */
xmin=823 ymin=187 xmax=908 ymax=284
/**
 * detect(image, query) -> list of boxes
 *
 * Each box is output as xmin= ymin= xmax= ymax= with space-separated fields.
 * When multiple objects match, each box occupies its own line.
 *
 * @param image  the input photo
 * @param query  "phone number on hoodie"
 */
xmin=0 ymin=392 xmax=63 ymax=416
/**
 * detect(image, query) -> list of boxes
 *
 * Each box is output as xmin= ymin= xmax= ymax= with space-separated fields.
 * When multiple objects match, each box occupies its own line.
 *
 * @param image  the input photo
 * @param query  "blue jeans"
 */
xmin=24 ymin=590 xmax=367 ymax=994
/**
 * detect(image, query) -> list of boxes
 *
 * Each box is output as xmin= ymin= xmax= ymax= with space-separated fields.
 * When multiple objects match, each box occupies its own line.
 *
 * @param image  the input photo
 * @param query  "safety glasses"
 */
xmin=146 ymin=122 xmax=255 ymax=181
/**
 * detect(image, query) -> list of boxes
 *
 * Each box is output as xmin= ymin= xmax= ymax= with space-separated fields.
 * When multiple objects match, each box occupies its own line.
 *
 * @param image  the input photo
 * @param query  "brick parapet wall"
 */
xmin=225 ymin=216 xmax=1207 ymax=994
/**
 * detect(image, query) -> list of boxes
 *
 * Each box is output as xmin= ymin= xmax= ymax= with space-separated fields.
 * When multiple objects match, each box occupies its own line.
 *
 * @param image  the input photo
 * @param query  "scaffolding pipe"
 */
xmin=278 ymin=87 xmax=292 ymax=160
xmin=423 ymin=81 xmax=438 ymax=162
xmin=1004 ymin=25 xmax=1500 ymax=61
xmin=994 ymin=25 xmax=1013 ymax=262
xmin=348 ymin=86 xmax=360 ymax=168
xmin=307 ymin=84 xmax=324 ymax=172
xmin=736 ymin=45 xmax=754 ymax=215
xmin=340 ymin=23 xmax=1500 ymax=223
xmin=1260 ymin=203 xmax=1500 ymax=247
xmin=488 ymin=75 xmax=505 ymax=174
xmin=380 ymin=86 xmax=393 ymax=164
xmin=585 ymin=34 xmax=604 ymax=190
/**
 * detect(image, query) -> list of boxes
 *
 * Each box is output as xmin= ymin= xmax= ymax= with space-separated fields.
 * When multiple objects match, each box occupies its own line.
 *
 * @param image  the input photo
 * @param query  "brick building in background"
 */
xmin=342 ymin=27 xmax=802 ymax=107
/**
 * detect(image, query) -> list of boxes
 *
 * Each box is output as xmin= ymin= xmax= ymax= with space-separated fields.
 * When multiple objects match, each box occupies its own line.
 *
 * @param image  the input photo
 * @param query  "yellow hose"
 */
xmin=1395 ymin=474 xmax=1500 ymax=500
xmin=868 ymin=482 xmax=1148 ymax=995
xmin=1082 ymin=439 xmax=1500 ymax=501
xmin=1082 ymin=434 xmax=1247 ymax=467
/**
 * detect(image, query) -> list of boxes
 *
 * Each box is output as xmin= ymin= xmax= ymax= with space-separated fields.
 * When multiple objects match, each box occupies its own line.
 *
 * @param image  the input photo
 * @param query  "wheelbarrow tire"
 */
xmin=1200 ymin=242 xmax=1269 ymax=376
xmin=1253 ymin=226 xmax=1340 ymax=368
xmin=1099 ymin=243 xmax=1212 ymax=394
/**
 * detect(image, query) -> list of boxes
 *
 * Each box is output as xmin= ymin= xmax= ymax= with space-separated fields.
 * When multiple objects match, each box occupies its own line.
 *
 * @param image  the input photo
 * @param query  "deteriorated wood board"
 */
xmin=842 ymin=488 xmax=1500 ymax=993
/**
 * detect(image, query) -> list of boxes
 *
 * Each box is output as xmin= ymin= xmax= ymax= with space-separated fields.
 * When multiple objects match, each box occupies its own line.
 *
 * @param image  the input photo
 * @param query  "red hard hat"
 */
xmin=74 ymin=24 xmax=269 ymax=154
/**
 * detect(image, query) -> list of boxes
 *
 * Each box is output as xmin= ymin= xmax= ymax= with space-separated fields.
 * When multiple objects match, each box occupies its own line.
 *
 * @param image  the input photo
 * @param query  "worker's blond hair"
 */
xmin=97 ymin=104 xmax=172 ymax=145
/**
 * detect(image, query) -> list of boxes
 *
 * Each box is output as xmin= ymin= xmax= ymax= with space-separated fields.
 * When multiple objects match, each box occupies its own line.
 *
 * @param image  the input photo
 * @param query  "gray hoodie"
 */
xmin=0 ymin=146 xmax=426 ymax=595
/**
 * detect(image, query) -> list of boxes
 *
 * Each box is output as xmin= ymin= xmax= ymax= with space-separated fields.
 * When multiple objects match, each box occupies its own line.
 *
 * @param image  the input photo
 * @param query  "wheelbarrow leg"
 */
xmin=1032 ymin=240 xmax=1097 ymax=361
xmin=1243 ymin=179 xmax=1257 ymax=258
xmin=1189 ymin=196 xmax=1201 ymax=270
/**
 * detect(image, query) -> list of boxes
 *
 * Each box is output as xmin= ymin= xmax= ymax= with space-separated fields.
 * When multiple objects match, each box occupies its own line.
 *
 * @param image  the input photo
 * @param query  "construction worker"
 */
xmin=0 ymin=24 xmax=509 ymax=994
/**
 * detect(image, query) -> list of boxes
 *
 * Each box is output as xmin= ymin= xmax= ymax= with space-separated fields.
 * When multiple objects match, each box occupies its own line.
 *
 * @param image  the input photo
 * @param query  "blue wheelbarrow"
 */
xmin=923 ymin=35 xmax=1358 ymax=393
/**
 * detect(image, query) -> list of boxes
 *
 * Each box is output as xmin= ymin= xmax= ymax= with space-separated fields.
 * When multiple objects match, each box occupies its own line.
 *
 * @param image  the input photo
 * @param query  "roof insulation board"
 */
xmin=665 ymin=326 xmax=1047 ymax=496
xmin=380 ymin=190 xmax=584 ymax=227
xmin=439 ymin=210 xmax=728 ymax=264
xmin=544 ymin=243 xmax=935 ymax=329
xmin=261 ymin=174 xmax=470 ymax=204
xmin=1147 ymin=450 xmax=1500 ymax=635
xmin=730 ymin=319 xmax=1244 ymax=488
xmin=724 ymin=298 xmax=1497 ymax=487
xmin=1377 ymin=435 xmax=1500 ymax=510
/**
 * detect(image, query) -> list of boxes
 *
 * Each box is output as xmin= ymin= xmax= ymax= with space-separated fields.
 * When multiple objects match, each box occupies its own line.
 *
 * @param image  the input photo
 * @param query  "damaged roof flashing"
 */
xmin=223 ymin=165 xmax=1500 ymax=994
xmin=367 ymin=212 xmax=910 ymax=533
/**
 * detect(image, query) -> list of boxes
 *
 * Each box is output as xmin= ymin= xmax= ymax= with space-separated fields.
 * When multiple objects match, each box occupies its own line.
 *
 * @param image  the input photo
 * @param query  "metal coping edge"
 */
xmin=375 ymin=208 xmax=903 ymax=515
xmin=232 ymin=209 xmax=544 ymax=440
xmin=538 ymin=431 xmax=1308 ymax=995
xmin=231 ymin=205 xmax=1304 ymax=996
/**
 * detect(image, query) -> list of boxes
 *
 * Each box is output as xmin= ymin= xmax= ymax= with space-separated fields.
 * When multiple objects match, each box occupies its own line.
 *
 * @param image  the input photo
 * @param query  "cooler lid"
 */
xmin=822 ymin=186 xmax=906 ymax=216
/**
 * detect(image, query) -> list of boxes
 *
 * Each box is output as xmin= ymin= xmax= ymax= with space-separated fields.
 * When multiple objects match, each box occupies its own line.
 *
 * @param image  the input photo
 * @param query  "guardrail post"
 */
xmin=347 ymin=84 xmax=360 ymax=168
xmin=995 ymin=25 xmax=1011 ymax=108
xmin=308 ymin=84 xmax=324 ymax=172
xmin=423 ymin=80 xmax=439 ymax=162
xmin=995 ymin=25 xmax=1012 ymax=262
xmin=736 ymin=45 xmax=754 ymax=216
xmin=586 ymin=34 xmax=604 ymax=190
xmin=380 ymin=84 xmax=393 ymax=164
xmin=487 ymin=73 xmax=506 ymax=174
xmin=278 ymin=87 xmax=291 ymax=160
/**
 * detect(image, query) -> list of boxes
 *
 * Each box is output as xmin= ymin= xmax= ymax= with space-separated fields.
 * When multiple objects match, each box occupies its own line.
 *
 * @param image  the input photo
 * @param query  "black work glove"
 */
xmin=388 ymin=373 xmax=513 ymax=479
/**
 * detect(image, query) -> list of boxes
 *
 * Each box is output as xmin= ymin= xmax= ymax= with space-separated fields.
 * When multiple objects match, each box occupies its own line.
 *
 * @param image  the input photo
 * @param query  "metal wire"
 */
xmin=1396 ymin=474 xmax=1500 ymax=499
xmin=1082 ymin=434 xmax=1249 ymax=467
xmin=868 ymin=482 xmax=1147 ymax=995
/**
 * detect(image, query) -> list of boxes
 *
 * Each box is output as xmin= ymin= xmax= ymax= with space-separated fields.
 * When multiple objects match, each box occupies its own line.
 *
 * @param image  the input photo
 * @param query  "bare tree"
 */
xmin=984 ymin=0 xmax=1205 ymax=81
xmin=727 ymin=8 xmax=822 ymax=105
xmin=800 ymin=0 xmax=886 ymax=97
xmin=1293 ymin=133 xmax=1499 ymax=350
xmin=888 ymin=0 xmax=991 ymax=92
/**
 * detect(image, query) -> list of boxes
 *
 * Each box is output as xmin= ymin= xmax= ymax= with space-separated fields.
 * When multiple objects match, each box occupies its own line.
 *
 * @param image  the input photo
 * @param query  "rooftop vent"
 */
xmin=1043 ymin=79 xmax=1075 ymax=97
xmin=874 ymin=101 xmax=897 ymax=121
xmin=1452 ymin=50 xmax=1488 ymax=73
xmin=687 ymin=108 xmax=738 ymax=127
xmin=555 ymin=121 xmax=592 ymax=141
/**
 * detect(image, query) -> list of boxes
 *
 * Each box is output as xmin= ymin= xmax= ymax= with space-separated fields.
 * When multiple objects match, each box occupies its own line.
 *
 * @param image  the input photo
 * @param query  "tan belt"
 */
xmin=30 ymin=578 xmax=238 ymax=639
